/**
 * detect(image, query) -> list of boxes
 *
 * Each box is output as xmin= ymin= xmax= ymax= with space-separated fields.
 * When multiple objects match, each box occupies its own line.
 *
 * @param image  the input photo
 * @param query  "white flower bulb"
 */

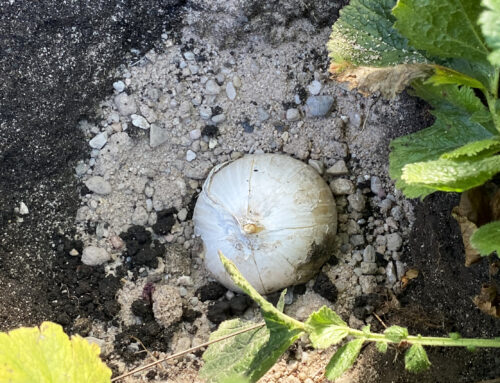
xmin=193 ymin=153 xmax=337 ymax=294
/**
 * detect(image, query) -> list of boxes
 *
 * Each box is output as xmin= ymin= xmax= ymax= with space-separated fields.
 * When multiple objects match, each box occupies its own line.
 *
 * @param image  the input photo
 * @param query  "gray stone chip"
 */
xmin=85 ymin=176 xmax=112 ymax=195
xmin=305 ymin=95 xmax=334 ymax=118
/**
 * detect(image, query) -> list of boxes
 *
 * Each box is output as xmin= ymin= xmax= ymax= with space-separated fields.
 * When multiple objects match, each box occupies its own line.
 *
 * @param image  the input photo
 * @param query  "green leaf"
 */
xmin=0 ymin=322 xmax=111 ymax=383
xmin=393 ymin=0 xmax=489 ymax=62
xmin=200 ymin=320 xmax=269 ymax=383
xmin=449 ymin=332 xmax=462 ymax=340
xmin=404 ymin=344 xmax=431 ymax=373
xmin=325 ymin=339 xmax=364 ymax=380
xmin=305 ymin=306 xmax=349 ymax=349
xmin=440 ymin=138 xmax=500 ymax=160
xmin=389 ymin=83 xmax=495 ymax=198
xmin=327 ymin=0 xmax=425 ymax=68
xmin=412 ymin=82 xmax=491 ymax=118
xmin=246 ymin=314 xmax=303 ymax=382
xmin=479 ymin=0 xmax=500 ymax=66
xmin=384 ymin=326 xmax=409 ymax=343
xmin=425 ymin=65 xmax=486 ymax=90
xmin=401 ymin=156 xmax=500 ymax=192
xmin=376 ymin=342 xmax=389 ymax=353
xmin=277 ymin=289 xmax=286 ymax=312
xmin=470 ymin=220 xmax=500 ymax=255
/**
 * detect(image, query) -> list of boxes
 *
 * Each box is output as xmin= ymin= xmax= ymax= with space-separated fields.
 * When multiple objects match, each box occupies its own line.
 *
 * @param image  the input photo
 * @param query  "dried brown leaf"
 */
xmin=452 ymin=184 xmax=500 ymax=266
xmin=473 ymin=284 xmax=500 ymax=318
xmin=332 ymin=64 xmax=432 ymax=99
xmin=401 ymin=269 xmax=419 ymax=289
xmin=490 ymin=260 xmax=500 ymax=276
xmin=452 ymin=206 xmax=481 ymax=266
xmin=405 ymin=269 xmax=419 ymax=279
xmin=491 ymin=189 xmax=500 ymax=221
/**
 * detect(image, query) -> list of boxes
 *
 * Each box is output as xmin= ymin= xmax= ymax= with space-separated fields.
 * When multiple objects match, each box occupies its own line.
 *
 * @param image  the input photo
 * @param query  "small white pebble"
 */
xmin=19 ymin=202 xmax=29 ymax=215
xmin=113 ymin=80 xmax=126 ymax=93
xmin=186 ymin=150 xmax=197 ymax=162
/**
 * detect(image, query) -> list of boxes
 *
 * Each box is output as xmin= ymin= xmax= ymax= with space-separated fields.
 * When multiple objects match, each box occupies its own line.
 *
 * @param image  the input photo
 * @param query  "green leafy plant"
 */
xmin=199 ymin=252 xmax=500 ymax=382
xmin=327 ymin=0 xmax=500 ymax=257
xmin=0 ymin=321 xmax=111 ymax=383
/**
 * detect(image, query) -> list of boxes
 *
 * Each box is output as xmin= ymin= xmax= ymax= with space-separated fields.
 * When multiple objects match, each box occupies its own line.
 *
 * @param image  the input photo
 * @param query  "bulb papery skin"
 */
xmin=193 ymin=153 xmax=337 ymax=294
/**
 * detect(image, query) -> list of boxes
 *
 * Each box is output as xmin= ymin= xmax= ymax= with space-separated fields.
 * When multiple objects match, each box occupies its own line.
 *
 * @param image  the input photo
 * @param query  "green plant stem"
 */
xmin=347 ymin=328 xmax=500 ymax=348
xmin=492 ymin=69 xmax=499 ymax=99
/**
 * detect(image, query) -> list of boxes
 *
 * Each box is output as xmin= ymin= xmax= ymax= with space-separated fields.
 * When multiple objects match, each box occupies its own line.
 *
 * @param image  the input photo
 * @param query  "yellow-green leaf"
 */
xmin=401 ymin=156 xmax=500 ymax=192
xmin=426 ymin=66 xmax=486 ymax=90
xmin=0 ymin=322 xmax=111 ymax=383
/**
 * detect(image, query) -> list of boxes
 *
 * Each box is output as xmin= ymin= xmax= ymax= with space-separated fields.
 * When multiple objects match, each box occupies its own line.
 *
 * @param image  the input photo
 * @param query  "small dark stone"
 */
xmin=229 ymin=295 xmax=252 ymax=316
xmin=152 ymin=208 xmax=176 ymax=235
xmin=196 ymin=282 xmax=226 ymax=302
xmin=56 ymin=312 xmax=71 ymax=326
xmin=241 ymin=119 xmax=254 ymax=133
xmin=375 ymin=252 xmax=388 ymax=267
xmin=146 ymin=370 xmax=157 ymax=380
xmin=131 ymin=299 xmax=154 ymax=321
xmin=182 ymin=308 xmax=202 ymax=323
xmin=201 ymin=125 xmax=219 ymax=137
xmin=294 ymin=85 xmax=308 ymax=103
xmin=327 ymin=255 xmax=339 ymax=266
xmin=273 ymin=123 xmax=285 ymax=132
xmin=207 ymin=301 xmax=231 ymax=324
xmin=353 ymin=306 xmax=367 ymax=320
xmin=80 ymin=184 xmax=91 ymax=196
xmin=212 ymin=105 xmax=223 ymax=115
xmin=294 ymin=284 xmax=307 ymax=295
xmin=353 ymin=294 xmax=383 ymax=319
xmin=313 ymin=272 xmax=338 ymax=302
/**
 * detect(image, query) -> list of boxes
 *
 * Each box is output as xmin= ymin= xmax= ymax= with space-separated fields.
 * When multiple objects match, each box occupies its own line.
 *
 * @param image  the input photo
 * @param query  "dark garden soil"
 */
xmin=0 ymin=1 xmax=499 ymax=383
xmin=358 ymin=192 xmax=500 ymax=382
xmin=0 ymin=0 xmax=184 ymax=331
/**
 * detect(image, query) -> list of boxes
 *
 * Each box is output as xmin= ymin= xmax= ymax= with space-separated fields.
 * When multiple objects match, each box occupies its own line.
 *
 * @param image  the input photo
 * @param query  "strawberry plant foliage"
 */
xmin=328 ymin=0 xmax=500 ymax=256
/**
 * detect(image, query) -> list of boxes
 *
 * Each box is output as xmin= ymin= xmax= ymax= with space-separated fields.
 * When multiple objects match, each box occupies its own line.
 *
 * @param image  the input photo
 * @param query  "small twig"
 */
xmin=373 ymin=313 xmax=387 ymax=329
xmin=350 ymin=96 xmax=380 ymax=141
xmin=110 ymin=322 xmax=266 ymax=382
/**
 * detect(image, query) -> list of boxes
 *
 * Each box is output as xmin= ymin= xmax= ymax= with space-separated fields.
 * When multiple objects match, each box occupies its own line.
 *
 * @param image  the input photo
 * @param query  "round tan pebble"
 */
xmin=110 ymin=235 xmax=124 ymax=249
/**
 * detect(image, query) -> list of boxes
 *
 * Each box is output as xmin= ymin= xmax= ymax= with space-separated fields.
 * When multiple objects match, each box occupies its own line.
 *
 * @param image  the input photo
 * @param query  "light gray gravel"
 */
xmin=81 ymin=246 xmax=110 ymax=266
xmin=84 ymin=176 xmax=112 ymax=195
